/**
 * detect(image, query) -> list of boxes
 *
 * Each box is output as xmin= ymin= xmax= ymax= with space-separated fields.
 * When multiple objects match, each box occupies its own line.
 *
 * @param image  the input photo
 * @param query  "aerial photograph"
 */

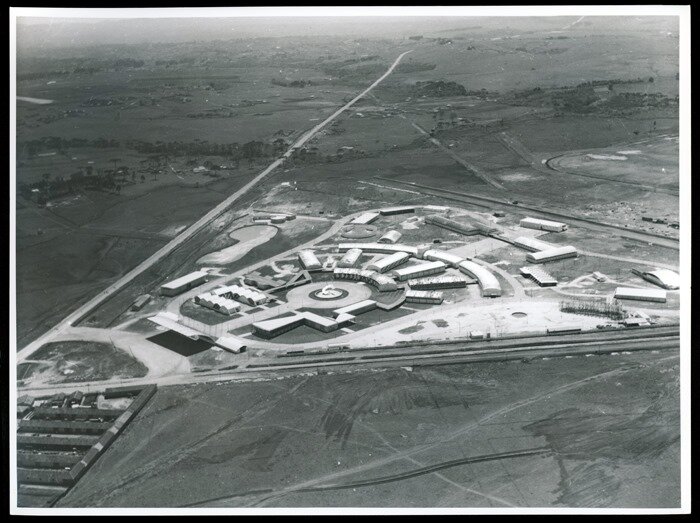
xmin=10 ymin=6 xmax=690 ymax=514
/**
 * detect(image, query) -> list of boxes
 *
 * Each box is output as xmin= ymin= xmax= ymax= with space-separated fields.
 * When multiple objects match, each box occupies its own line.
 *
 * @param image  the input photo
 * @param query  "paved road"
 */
xmin=16 ymin=50 xmax=413 ymax=362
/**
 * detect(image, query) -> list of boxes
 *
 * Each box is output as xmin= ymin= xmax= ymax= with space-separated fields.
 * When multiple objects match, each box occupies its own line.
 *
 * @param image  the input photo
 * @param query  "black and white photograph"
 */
xmin=9 ymin=6 xmax=690 ymax=514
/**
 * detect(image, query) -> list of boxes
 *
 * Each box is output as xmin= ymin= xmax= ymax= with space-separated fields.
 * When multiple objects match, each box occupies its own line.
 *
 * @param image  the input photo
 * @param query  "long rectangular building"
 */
xmin=526 ymin=246 xmax=577 ymax=264
xmin=614 ymin=287 xmax=667 ymax=303
xmin=338 ymin=242 xmax=419 ymax=257
xmin=407 ymin=275 xmax=471 ymax=290
xmin=457 ymin=260 xmax=502 ymax=297
xmin=425 ymin=215 xmax=481 ymax=236
xmin=405 ymin=290 xmax=444 ymax=304
xmin=422 ymin=249 xmax=465 ymax=268
xmin=520 ymin=266 xmax=557 ymax=287
xmin=379 ymin=206 xmax=415 ymax=216
xmin=351 ymin=212 xmax=380 ymax=225
xmin=160 ymin=270 xmax=208 ymax=296
xmin=367 ymin=251 xmax=410 ymax=273
xmin=520 ymin=217 xmax=568 ymax=232
xmin=337 ymin=248 xmax=363 ymax=268
xmin=391 ymin=261 xmax=446 ymax=281
xmin=298 ymin=250 xmax=322 ymax=271
xmin=512 ymin=236 xmax=555 ymax=252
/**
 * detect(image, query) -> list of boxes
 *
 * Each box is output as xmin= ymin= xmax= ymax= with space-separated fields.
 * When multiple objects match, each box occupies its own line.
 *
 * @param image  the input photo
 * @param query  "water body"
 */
xmin=197 ymin=225 xmax=278 ymax=265
xmin=17 ymin=96 xmax=54 ymax=105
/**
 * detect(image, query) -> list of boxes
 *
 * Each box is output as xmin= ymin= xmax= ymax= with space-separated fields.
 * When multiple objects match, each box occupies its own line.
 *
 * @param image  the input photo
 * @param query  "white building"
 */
xmin=407 ymin=275 xmax=470 ymax=289
xmin=520 ymin=266 xmax=557 ymax=287
xmin=379 ymin=206 xmax=415 ymax=216
xmin=194 ymin=292 xmax=241 ymax=315
xmin=367 ymin=251 xmax=410 ymax=273
xmin=338 ymin=242 xmax=419 ymax=257
xmin=512 ymin=236 xmax=555 ymax=252
xmin=526 ymin=246 xmax=578 ymax=264
xmin=298 ymin=249 xmax=322 ymax=270
xmin=422 ymin=249 xmax=465 ymax=268
xmin=614 ymin=287 xmax=667 ymax=303
xmin=391 ymin=261 xmax=446 ymax=281
xmin=351 ymin=212 xmax=380 ymax=225
xmin=378 ymin=230 xmax=402 ymax=244
xmin=520 ymin=217 xmax=568 ymax=232
xmin=457 ymin=260 xmax=502 ymax=297
xmin=160 ymin=270 xmax=209 ymax=296
xmin=337 ymin=248 xmax=363 ymax=268
xmin=405 ymin=290 xmax=444 ymax=304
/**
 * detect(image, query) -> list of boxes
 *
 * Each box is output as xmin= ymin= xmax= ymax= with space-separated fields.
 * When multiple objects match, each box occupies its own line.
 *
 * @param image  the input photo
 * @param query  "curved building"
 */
xmin=458 ymin=260 xmax=502 ymax=297
xmin=378 ymin=230 xmax=402 ymax=244
xmin=367 ymin=251 xmax=410 ymax=273
xmin=422 ymin=249 xmax=465 ymax=268
xmin=338 ymin=242 xmax=419 ymax=257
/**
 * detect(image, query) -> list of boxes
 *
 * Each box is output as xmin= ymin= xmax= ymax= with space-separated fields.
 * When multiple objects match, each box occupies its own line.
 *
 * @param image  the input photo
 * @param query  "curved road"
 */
xmin=17 ymin=50 xmax=413 ymax=362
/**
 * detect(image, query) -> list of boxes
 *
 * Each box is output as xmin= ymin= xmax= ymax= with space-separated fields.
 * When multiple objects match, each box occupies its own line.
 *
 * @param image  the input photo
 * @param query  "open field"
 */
xmin=53 ymin=348 xmax=679 ymax=508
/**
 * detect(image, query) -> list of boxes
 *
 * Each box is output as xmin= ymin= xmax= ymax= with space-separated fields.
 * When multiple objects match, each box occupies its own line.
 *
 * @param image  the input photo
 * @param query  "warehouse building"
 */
xmin=425 ymin=214 xmax=481 ymax=236
xmin=634 ymin=268 xmax=680 ymax=290
xmin=457 ymin=260 xmax=502 ymax=297
xmin=160 ymin=270 xmax=208 ymax=296
xmin=338 ymin=242 xmax=419 ymax=257
xmin=512 ymin=236 xmax=555 ymax=252
xmin=378 ymin=230 xmax=402 ymax=244
xmin=407 ymin=275 xmax=470 ymax=290
xmin=526 ymin=245 xmax=578 ymax=263
xmin=367 ymin=251 xmax=410 ymax=273
xmin=405 ymin=290 xmax=444 ymax=304
xmin=519 ymin=217 xmax=568 ymax=232
xmin=520 ymin=266 xmax=558 ymax=287
xmin=194 ymin=292 xmax=241 ymax=315
xmin=351 ymin=212 xmax=380 ymax=225
xmin=298 ymin=249 xmax=323 ymax=271
xmin=614 ymin=287 xmax=667 ymax=303
xmin=252 ymin=310 xmax=354 ymax=339
xmin=336 ymin=248 xmax=363 ymax=268
xmin=213 ymin=285 xmax=268 ymax=306
xmin=391 ymin=260 xmax=446 ymax=281
xmin=379 ymin=206 xmax=415 ymax=216
xmin=422 ymin=249 xmax=465 ymax=268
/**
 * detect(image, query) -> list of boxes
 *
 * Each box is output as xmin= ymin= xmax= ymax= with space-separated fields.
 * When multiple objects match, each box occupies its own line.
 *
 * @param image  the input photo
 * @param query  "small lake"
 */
xmin=197 ymin=225 xmax=278 ymax=265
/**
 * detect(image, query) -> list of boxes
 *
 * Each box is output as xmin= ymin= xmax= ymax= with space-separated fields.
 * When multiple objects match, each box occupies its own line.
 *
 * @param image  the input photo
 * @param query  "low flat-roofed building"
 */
xmin=160 ymin=270 xmax=208 ymax=296
xmin=422 ymin=249 xmax=465 ymax=268
xmin=338 ymin=242 xmax=419 ymax=257
xmin=519 ymin=217 xmax=568 ymax=232
xmin=526 ymin=246 xmax=578 ymax=264
xmin=379 ymin=206 xmax=415 ymax=216
xmin=337 ymin=248 xmax=363 ymax=268
xmin=351 ymin=212 xmax=380 ymax=225
xmin=407 ymin=275 xmax=471 ymax=289
xmin=130 ymin=294 xmax=152 ymax=311
xmin=252 ymin=310 xmax=354 ymax=339
xmin=425 ymin=215 xmax=481 ymax=236
xmin=457 ymin=260 xmax=502 ymax=297
xmin=614 ymin=287 xmax=667 ymax=303
xmin=391 ymin=260 xmax=446 ymax=281
xmin=512 ymin=236 xmax=555 ymax=252
xmin=378 ymin=230 xmax=402 ymax=244
xmin=367 ymin=251 xmax=410 ymax=273
xmin=298 ymin=249 xmax=323 ymax=270
xmin=332 ymin=268 xmax=398 ymax=291
xmin=639 ymin=268 xmax=680 ymax=290
xmin=520 ymin=266 xmax=558 ymax=287
xmin=405 ymin=290 xmax=444 ymax=304
xmin=333 ymin=299 xmax=377 ymax=317
xmin=423 ymin=205 xmax=449 ymax=212
xmin=243 ymin=271 xmax=286 ymax=290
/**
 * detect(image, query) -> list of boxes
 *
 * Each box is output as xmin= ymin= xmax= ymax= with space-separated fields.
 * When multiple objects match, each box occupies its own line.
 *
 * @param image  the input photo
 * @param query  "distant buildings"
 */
xmin=519 ymin=217 xmax=568 ymax=232
xmin=614 ymin=287 xmax=667 ymax=303
xmin=526 ymin=246 xmax=578 ymax=264
xmin=160 ymin=270 xmax=208 ymax=296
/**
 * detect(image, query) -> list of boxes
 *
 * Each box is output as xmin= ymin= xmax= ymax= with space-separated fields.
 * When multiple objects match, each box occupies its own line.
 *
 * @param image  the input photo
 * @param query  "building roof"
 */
xmin=161 ymin=270 xmax=208 ymax=290
xmin=513 ymin=236 xmax=555 ymax=252
xmin=614 ymin=287 xmax=667 ymax=300
xmin=407 ymin=275 xmax=471 ymax=286
xmin=351 ymin=212 xmax=380 ymax=224
xmin=333 ymin=299 xmax=377 ymax=316
xmin=406 ymin=290 xmax=443 ymax=299
xmin=338 ymin=242 xmax=419 ymax=257
xmin=392 ymin=260 xmax=446 ymax=278
xmin=643 ymin=269 xmax=680 ymax=290
xmin=520 ymin=216 xmax=567 ymax=228
xmin=422 ymin=249 xmax=465 ymax=267
xmin=527 ymin=245 xmax=577 ymax=261
xmin=457 ymin=260 xmax=501 ymax=294
xmin=379 ymin=230 xmax=403 ymax=243
xmin=379 ymin=206 xmax=415 ymax=215
xmin=368 ymin=251 xmax=410 ymax=270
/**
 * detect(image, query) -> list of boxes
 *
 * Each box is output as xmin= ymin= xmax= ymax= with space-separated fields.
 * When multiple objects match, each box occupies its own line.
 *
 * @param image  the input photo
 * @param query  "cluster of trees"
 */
xmin=125 ymin=138 xmax=289 ymax=159
xmin=18 ymin=166 xmax=133 ymax=204
xmin=271 ymin=78 xmax=314 ymax=88
xmin=412 ymin=80 xmax=468 ymax=98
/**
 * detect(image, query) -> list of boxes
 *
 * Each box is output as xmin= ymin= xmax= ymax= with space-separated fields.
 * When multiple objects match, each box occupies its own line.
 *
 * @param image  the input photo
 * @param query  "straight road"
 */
xmin=16 ymin=51 xmax=413 ymax=361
